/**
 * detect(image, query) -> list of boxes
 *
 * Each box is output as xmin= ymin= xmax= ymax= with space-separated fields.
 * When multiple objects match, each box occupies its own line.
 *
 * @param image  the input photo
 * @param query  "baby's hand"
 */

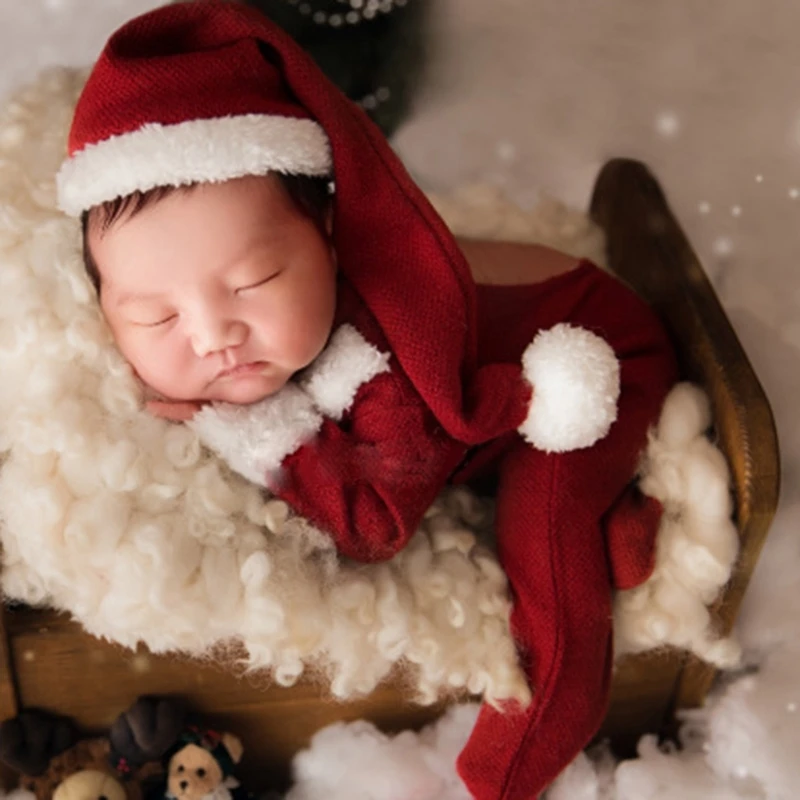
xmin=146 ymin=399 xmax=206 ymax=421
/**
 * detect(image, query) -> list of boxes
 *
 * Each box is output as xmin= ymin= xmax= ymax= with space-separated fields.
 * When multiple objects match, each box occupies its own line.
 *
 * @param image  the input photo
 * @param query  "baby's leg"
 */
xmin=458 ymin=268 xmax=679 ymax=798
xmin=458 ymin=239 xmax=581 ymax=286
xmin=457 ymin=440 xmax=615 ymax=800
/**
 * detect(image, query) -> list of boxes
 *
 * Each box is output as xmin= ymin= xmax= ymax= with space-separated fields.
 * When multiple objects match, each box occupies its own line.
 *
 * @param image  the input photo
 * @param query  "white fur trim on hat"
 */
xmin=299 ymin=324 xmax=391 ymax=421
xmin=56 ymin=114 xmax=332 ymax=217
xmin=518 ymin=323 xmax=620 ymax=452
xmin=188 ymin=383 xmax=323 ymax=486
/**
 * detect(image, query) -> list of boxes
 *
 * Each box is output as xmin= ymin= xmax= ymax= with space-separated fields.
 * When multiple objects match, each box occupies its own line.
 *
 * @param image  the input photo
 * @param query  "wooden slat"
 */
xmin=0 ymin=605 xmax=18 ymax=718
xmin=589 ymin=158 xmax=780 ymax=718
xmin=0 ymin=602 xmax=20 ymax=789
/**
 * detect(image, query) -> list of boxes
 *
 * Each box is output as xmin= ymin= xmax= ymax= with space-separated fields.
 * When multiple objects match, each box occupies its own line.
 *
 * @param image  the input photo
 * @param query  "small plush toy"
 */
xmin=0 ymin=698 xmax=184 ymax=800
xmin=159 ymin=728 xmax=249 ymax=800
xmin=106 ymin=699 xmax=251 ymax=800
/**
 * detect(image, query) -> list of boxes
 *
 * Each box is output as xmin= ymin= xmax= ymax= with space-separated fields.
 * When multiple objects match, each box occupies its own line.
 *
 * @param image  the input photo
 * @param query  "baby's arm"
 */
xmin=187 ymin=298 xmax=623 ymax=562
xmin=279 ymin=371 xmax=469 ymax=562
xmin=187 ymin=326 xmax=468 ymax=563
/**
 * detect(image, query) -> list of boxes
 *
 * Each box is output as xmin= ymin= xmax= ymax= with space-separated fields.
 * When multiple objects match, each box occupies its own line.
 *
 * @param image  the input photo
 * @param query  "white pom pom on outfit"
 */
xmin=518 ymin=323 xmax=621 ymax=452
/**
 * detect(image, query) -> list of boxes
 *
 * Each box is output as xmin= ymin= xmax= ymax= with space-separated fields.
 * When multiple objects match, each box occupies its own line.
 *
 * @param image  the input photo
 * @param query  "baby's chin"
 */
xmin=206 ymin=376 xmax=288 ymax=405
xmin=149 ymin=375 xmax=289 ymax=407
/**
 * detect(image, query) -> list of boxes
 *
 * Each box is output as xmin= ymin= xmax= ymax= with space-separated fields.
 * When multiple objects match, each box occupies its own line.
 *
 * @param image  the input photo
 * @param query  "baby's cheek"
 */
xmin=127 ymin=333 xmax=199 ymax=398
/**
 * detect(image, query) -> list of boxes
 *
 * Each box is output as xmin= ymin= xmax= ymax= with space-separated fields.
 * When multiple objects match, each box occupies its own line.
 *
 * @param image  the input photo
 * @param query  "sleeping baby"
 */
xmin=57 ymin=3 xmax=679 ymax=799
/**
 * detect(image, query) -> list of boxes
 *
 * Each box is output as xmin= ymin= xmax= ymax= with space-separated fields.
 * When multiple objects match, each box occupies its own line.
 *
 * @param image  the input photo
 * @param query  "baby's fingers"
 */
xmin=146 ymin=399 xmax=205 ymax=421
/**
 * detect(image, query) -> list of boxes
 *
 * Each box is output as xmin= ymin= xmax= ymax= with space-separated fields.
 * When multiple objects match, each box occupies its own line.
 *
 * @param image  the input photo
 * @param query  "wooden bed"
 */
xmin=0 ymin=158 xmax=780 ymax=792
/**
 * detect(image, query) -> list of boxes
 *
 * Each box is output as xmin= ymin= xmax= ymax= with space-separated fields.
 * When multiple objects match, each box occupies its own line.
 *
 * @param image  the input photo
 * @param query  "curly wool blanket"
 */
xmin=0 ymin=67 xmax=739 ymax=707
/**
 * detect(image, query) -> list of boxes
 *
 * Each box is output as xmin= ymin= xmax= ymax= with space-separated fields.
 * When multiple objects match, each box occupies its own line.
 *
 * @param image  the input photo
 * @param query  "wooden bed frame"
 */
xmin=0 ymin=159 xmax=780 ymax=792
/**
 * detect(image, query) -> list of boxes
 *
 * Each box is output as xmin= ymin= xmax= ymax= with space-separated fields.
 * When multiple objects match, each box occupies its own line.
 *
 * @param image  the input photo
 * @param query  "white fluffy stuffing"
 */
xmin=547 ymin=670 xmax=800 ymax=800
xmin=0 ymin=69 xmax=529 ymax=707
xmin=614 ymin=384 xmax=742 ymax=668
xmin=0 ymin=790 xmax=36 ymax=800
xmin=0 ymin=67 xmax=737 ymax=709
xmin=285 ymin=703 xmax=480 ymax=800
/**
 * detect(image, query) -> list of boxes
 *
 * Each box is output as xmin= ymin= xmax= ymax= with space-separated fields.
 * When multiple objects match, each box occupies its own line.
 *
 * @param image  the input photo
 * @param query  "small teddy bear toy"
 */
xmin=160 ymin=727 xmax=249 ymax=800
xmin=0 ymin=698 xmax=184 ymax=800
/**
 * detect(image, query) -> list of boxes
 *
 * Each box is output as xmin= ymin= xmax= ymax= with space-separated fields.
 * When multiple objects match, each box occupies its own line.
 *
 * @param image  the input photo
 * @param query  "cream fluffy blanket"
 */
xmin=0 ymin=67 xmax=739 ymax=707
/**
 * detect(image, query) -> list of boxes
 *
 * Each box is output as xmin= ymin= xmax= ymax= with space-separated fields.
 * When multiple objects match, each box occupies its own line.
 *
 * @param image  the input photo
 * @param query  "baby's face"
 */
xmin=88 ymin=174 xmax=337 ymax=405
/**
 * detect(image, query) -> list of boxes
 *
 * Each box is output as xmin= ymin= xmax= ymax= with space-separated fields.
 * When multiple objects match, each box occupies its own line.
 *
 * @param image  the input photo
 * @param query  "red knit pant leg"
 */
xmin=456 ymin=443 xmax=615 ymax=800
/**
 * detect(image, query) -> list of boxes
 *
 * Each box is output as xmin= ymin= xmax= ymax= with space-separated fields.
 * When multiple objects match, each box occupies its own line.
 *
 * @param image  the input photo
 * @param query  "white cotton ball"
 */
xmin=681 ymin=442 xmax=733 ymax=522
xmin=99 ymin=372 xmax=140 ymax=416
xmin=188 ymin=462 xmax=243 ymax=517
xmin=275 ymin=649 xmax=304 ymax=686
xmin=616 ymin=585 xmax=651 ymax=613
xmin=99 ymin=438 xmax=144 ymax=491
xmin=684 ymin=516 xmax=739 ymax=564
xmin=445 ymin=596 xmax=466 ymax=628
xmin=683 ymin=542 xmax=734 ymax=588
xmin=643 ymin=610 xmax=673 ymax=644
xmin=63 ymin=492 xmax=131 ymax=557
xmin=639 ymin=451 xmax=686 ymax=507
xmin=59 ymin=449 xmax=105 ymax=496
xmin=431 ymin=527 xmax=479 ymax=555
xmin=240 ymin=550 xmax=273 ymax=587
xmin=164 ymin=424 xmax=201 ymax=469
xmin=198 ymin=545 xmax=241 ymax=616
xmin=653 ymin=581 xmax=709 ymax=629
xmin=287 ymin=708 xmax=478 ymax=800
xmin=263 ymin=498 xmax=291 ymax=532
xmin=547 ymin=751 xmax=602 ymax=799
xmin=5 ymin=789 xmax=38 ymax=800
xmin=330 ymin=576 xmax=377 ymax=615
xmin=655 ymin=383 xmax=712 ymax=446
xmin=664 ymin=538 xmax=733 ymax=598
xmin=696 ymin=637 xmax=742 ymax=669
xmin=64 ymin=315 xmax=105 ymax=362
xmin=139 ymin=482 xmax=183 ymax=513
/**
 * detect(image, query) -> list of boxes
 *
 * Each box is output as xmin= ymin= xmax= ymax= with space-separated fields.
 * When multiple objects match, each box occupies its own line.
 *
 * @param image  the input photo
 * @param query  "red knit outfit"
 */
xmin=275 ymin=264 xmax=677 ymax=799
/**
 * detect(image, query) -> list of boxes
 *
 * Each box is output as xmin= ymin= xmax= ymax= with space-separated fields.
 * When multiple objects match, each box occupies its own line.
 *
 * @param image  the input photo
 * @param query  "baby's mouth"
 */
xmin=216 ymin=361 xmax=270 ymax=380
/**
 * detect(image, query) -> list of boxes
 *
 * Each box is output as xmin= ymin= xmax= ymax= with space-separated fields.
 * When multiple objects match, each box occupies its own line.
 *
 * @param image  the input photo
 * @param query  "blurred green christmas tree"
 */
xmin=243 ymin=0 xmax=429 ymax=137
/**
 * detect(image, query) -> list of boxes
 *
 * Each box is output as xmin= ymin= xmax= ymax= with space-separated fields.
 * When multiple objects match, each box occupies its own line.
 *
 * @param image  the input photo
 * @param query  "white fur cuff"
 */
xmin=299 ymin=324 xmax=391 ymax=421
xmin=189 ymin=384 xmax=323 ymax=485
xmin=518 ymin=323 xmax=620 ymax=452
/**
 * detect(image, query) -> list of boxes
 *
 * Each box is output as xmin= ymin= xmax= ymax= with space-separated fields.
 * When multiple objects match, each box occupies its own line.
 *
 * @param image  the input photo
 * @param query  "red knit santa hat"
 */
xmin=58 ymin=0 xmax=619 ymax=453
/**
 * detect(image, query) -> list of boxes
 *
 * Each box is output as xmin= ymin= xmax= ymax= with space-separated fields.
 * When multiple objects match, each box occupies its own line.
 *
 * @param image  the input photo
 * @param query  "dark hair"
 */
xmin=81 ymin=174 xmax=332 ymax=293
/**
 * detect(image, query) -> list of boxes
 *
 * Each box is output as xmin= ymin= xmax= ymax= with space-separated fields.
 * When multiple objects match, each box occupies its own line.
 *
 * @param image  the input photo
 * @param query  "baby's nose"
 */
xmin=190 ymin=317 xmax=247 ymax=357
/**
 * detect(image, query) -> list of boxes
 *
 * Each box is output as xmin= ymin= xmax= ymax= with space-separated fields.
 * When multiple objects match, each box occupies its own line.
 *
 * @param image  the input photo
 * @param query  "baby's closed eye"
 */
xmin=234 ymin=270 xmax=281 ymax=294
xmin=130 ymin=312 xmax=178 ymax=327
